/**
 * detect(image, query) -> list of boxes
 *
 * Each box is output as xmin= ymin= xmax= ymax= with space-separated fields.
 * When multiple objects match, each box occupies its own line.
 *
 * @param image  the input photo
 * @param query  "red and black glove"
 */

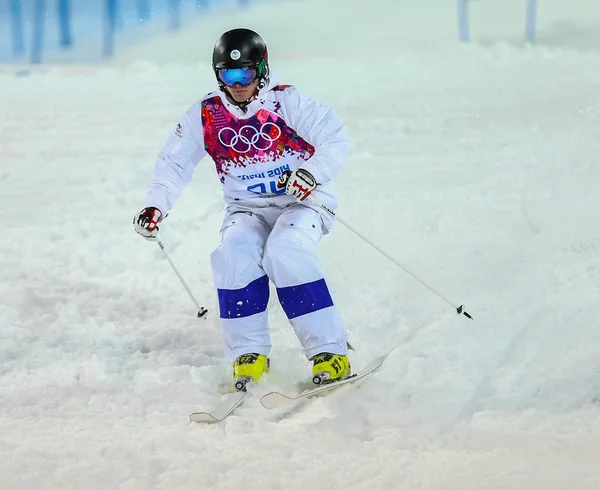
xmin=133 ymin=207 xmax=162 ymax=241
xmin=277 ymin=168 xmax=317 ymax=201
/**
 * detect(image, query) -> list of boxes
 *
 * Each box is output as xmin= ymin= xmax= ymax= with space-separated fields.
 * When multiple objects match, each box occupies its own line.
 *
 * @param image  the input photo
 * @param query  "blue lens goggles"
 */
xmin=218 ymin=67 xmax=257 ymax=87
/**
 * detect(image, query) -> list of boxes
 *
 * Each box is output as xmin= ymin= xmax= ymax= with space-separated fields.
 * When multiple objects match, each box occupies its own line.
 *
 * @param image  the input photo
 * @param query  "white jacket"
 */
xmin=143 ymin=74 xmax=349 ymax=229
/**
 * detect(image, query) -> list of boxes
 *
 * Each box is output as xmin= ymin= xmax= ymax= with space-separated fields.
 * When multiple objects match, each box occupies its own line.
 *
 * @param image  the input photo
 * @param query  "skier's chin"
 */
xmin=229 ymin=90 xmax=251 ymax=102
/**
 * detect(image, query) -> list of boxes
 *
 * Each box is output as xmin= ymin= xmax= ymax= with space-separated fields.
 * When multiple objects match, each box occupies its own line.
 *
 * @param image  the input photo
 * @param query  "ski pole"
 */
xmin=308 ymin=195 xmax=473 ymax=320
xmin=157 ymin=239 xmax=208 ymax=318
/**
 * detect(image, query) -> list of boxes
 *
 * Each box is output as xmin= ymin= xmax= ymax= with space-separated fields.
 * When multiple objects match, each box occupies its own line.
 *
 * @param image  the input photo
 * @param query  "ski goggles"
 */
xmin=218 ymin=67 xmax=257 ymax=87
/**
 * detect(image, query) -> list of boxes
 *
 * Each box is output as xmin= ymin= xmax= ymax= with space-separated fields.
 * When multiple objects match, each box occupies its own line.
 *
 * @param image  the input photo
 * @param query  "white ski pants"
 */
xmin=210 ymin=203 xmax=348 ymax=362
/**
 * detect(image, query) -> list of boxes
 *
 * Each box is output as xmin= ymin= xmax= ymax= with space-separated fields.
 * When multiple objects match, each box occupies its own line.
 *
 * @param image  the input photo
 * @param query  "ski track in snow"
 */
xmin=2 ymin=0 xmax=600 ymax=488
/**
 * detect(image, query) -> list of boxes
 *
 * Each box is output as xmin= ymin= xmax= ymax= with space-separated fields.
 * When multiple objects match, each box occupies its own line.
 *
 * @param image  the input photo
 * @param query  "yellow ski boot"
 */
xmin=233 ymin=353 xmax=269 ymax=391
xmin=311 ymin=353 xmax=351 ymax=385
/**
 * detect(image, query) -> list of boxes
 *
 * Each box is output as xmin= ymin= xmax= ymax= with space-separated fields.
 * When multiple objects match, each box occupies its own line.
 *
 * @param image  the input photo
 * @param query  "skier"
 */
xmin=133 ymin=28 xmax=351 ymax=390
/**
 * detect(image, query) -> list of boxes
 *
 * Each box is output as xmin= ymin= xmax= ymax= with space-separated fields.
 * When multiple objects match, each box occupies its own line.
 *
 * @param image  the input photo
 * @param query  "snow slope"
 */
xmin=2 ymin=0 xmax=600 ymax=488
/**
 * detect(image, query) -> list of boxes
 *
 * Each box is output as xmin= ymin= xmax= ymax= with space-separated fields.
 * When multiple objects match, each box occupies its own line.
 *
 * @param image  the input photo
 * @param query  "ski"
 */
xmin=260 ymin=353 xmax=389 ymax=410
xmin=189 ymin=390 xmax=247 ymax=423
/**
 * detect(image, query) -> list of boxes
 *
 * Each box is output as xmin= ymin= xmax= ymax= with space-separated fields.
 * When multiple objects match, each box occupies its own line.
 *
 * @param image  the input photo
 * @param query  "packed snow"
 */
xmin=2 ymin=0 xmax=600 ymax=488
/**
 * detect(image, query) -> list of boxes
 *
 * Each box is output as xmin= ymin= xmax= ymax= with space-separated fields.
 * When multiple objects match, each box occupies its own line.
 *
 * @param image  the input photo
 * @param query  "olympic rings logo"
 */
xmin=218 ymin=123 xmax=281 ymax=153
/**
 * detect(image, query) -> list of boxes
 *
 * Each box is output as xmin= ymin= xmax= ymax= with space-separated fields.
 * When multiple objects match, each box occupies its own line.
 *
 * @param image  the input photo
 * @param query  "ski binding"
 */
xmin=260 ymin=353 xmax=388 ymax=410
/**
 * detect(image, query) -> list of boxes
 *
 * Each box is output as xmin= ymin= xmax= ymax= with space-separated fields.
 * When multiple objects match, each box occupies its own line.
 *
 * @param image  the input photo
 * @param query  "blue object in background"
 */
xmin=9 ymin=0 xmax=25 ymax=57
xmin=525 ymin=0 xmax=537 ymax=43
xmin=104 ymin=0 xmax=118 ymax=57
xmin=137 ymin=0 xmax=151 ymax=22
xmin=31 ymin=0 xmax=46 ymax=63
xmin=57 ymin=0 xmax=73 ymax=48
xmin=0 ymin=0 xmax=255 ymax=64
xmin=457 ymin=0 xmax=469 ymax=43
xmin=169 ymin=0 xmax=181 ymax=30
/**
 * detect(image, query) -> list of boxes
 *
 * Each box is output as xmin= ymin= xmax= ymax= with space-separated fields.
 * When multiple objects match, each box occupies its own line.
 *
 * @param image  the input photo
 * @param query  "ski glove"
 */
xmin=133 ymin=207 xmax=162 ymax=241
xmin=277 ymin=168 xmax=317 ymax=201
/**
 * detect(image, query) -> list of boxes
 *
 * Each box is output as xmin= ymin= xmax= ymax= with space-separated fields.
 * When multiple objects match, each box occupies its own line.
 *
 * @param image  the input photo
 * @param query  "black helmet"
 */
xmin=212 ymin=28 xmax=269 ymax=87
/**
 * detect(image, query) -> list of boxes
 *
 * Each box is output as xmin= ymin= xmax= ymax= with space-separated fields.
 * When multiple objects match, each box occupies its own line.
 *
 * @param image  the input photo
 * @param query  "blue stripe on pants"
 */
xmin=276 ymin=279 xmax=334 ymax=319
xmin=217 ymin=275 xmax=270 ymax=319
